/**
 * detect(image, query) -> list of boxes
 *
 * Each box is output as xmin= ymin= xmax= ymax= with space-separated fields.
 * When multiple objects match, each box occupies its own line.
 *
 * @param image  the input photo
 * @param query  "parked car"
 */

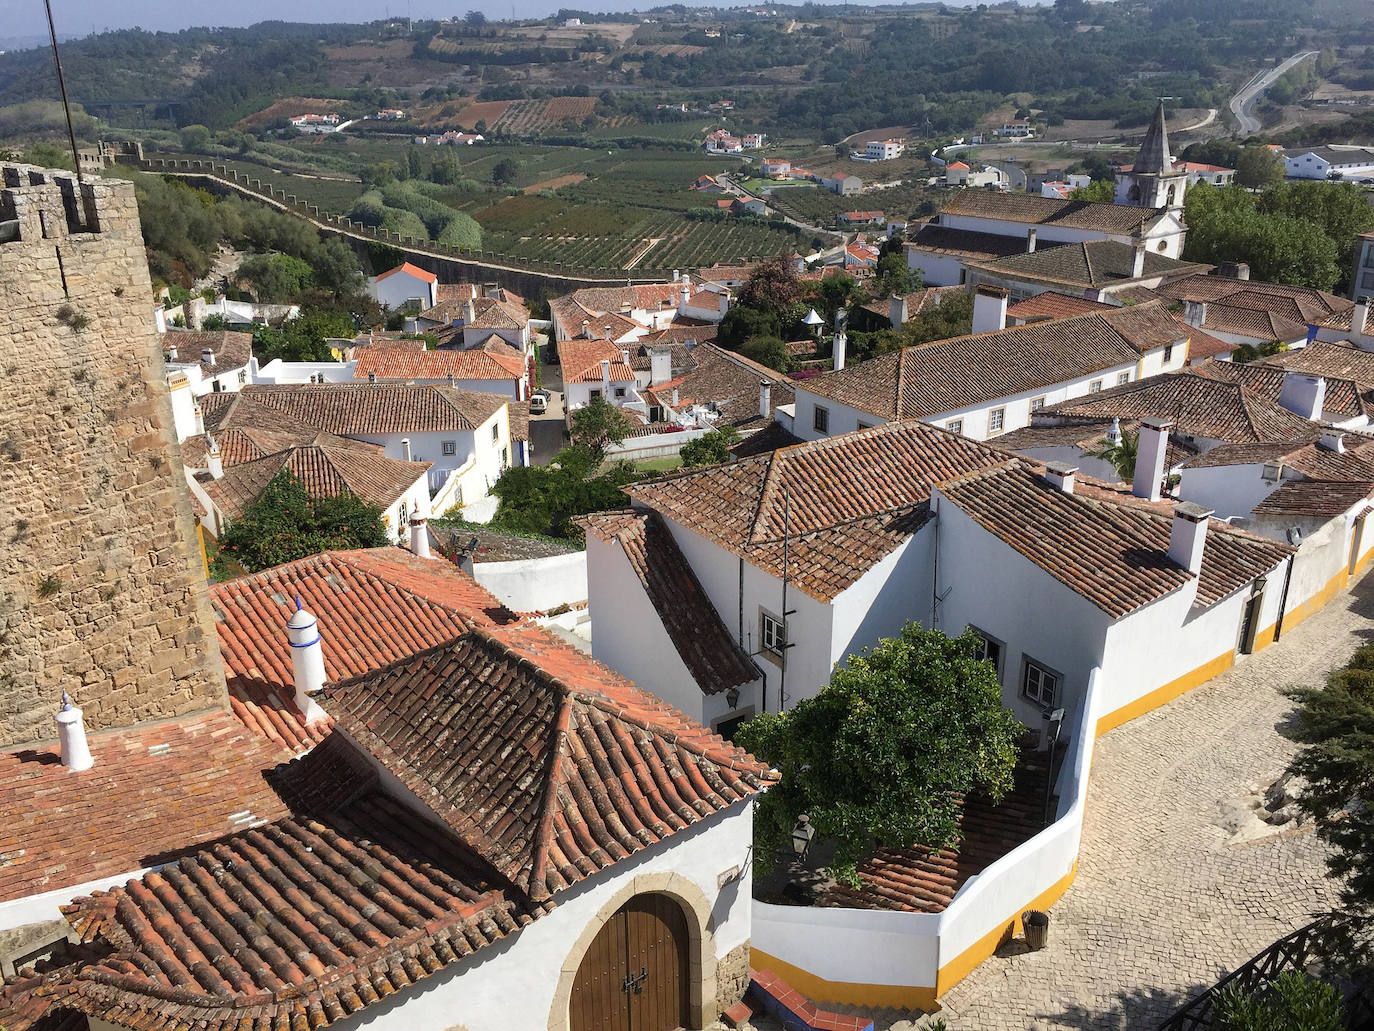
xmin=529 ymin=394 xmax=548 ymax=414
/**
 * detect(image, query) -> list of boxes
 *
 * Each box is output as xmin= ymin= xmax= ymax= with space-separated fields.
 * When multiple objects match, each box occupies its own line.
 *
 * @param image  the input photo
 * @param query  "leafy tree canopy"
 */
xmin=237 ymin=252 xmax=315 ymax=303
xmin=1084 ymin=428 xmax=1138 ymax=480
xmin=736 ymin=623 xmax=1023 ymax=885
xmin=1069 ymin=179 xmax=1115 ymax=202
xmin=250 ymin=306 xmax=359 ymax=363
xmin=1215 ymin=970 xmax=1345 ymax=1031
xmin=738 ymin=253 xmax=804 ymax=319
xmin=679 ymin=425 xmax=741 ymax=468
xmin=739 ymin=334 xmax=792 ymax=373
xmin=488 ymin=445 xmax=637 ymax=541
xmin=569 ymin=396 xmax=633 ymax=459
xmin=213 ymin=470 xmax=389 ymax=576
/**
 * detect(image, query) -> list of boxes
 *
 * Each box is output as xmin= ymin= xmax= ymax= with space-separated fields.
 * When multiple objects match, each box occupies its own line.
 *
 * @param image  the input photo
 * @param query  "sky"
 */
xmin=2 ymin=0 xmax=997 ymax=50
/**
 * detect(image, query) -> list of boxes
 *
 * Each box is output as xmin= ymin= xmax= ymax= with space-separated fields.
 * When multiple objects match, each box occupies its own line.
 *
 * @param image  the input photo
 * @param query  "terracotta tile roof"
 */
xmin=0 ymin=713 xmax=292 ymax=905
xmin=566 ymin=360 xmax=636 ymax=384
xmin=7 ymin=737 xmax=534 ymax=1031
xmin=860 ymin=286 xmax=962 ymax=323
xmin=662 ymin=343 xmax=795 ymax=428
xmin=729 ymin=419 xmax=803 ymax=458
xmin=965 ymin=240 xmax=1209 ymax=289
xmin=240 ymin=383 xmax=506 ymax=435
xmin=1182 ymin=322 xmax=1239 ymax=363
xmin=906 ymin=223 xmax=1036 ymax=260
xmin=1184 ymin=440 xmax=1374 ymax=481
xmin=1006 ymin=291 xmax=1116 ymax=322
xmin=321 ymin=625 xmax=774 ymax=901
xmin=1253 ymin=478 xmax=1374 ymax=517
xmin=181 ymin=427 xmax=365 ymax=469
xmin=940 ymin=190 xmax=1167 ymax=235
xmin=354 ymin=343 xmax=525 ymax=381
xmin=1155 ymin=274 xmax=1352 ymax=327
xmin=555 ymin=337 xmax=626 ymax=379
xmin=374 ymin=261 xmax=436 ymax=284
xmin=581 ymin=510 xmax=758 ymax=695
xmin=1193 ymin=358 xmax=1370 ymax=421
xmin=696 ymin=262 xmax=759 ymax=283
xmin=938 ymin=462 xmax=1291 ymax=616
xmin=203 ymin=443 xmax=430 ymax=521
xmin=626 ymin=421 xmax=1010 ymax=601
xmin=1042 ymin=371 xmax=1319 ymax=443
xmin=994 ymin=419 xmax=1198 ymax=469
xmin=212 ymin=549 xmax=518 ymax=753
xmin=165 ymin=330 xmax=254 ymax=375
xmin=466 ymin=295 xmax=529 ymax=331
xmin=802 ymin=303 xmax=1185 ymax=422
xmin=1255 ymin=340 xmax=1374 ymax=390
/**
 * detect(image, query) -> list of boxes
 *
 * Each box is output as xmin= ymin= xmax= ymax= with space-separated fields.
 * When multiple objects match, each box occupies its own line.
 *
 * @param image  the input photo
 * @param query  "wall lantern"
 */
xmin=791 ymin=814 xmax=815 ymax=860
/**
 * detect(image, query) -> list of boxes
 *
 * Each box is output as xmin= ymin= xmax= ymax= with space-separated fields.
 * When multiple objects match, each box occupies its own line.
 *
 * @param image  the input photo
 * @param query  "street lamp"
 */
xmin=791 ymin=814 xmax=815 ymax=861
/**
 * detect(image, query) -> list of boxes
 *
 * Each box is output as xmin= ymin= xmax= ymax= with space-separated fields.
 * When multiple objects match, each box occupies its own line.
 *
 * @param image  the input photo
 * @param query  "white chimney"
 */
xmin=192 ymin=402 xmax=205 ymax=436
xmin=1169 ymin=502 xmax=1213 ymax=575
xmin=718 ymin=291 xmax=730 ymax=316
xmin=621 ymin=349 xmax=630 ymax=364
xmin=581 ymin=319 xmax=590 ymax=338
xmin=409 ymin=506 xmax=431 ymax=559
xmin=972 ymin=285 xmax=1008 ymax=334
xmin=55 ymin=692 xmax=94 ymax=771
xmin=205 ymin=435 xmax=223 ymax=479
xmin=446 ymin=373 xmax=455 ymax=387
xmin=249 ymin=355 xmax=260 ymax=382
xmin=286 ymin=598 xmax=329 ymax=724
xmin=1353 ymin=297 xmax=1371 ymax=350
xmin=833 ymin=332 xmax=847 ymax=372
xmin=1278 ymin=373 xmax=1326 ymax=422
xmin=166 ymin=342 xmax=179 ymax=362
xmin=1106 ymin=417 xmax=1122 ymax=444
xmin=889 ymin=293 xmax=909 ymax=329
xmin=672 ymin=269 xmax=680 ymax=282
xmin=1133 ymin=418 xmax=1172 ymax=501
xmin=671 ymin=387 xmax=680 ymax=406
xmin=1319 ymin=427 xmax=1346 ymax=453
xmin=1026 ymin=227 xmax=1037 ymax=254
xmin=602 ymin=325 xmax=612 ymax=340
xmin=1043 ymin=461 xmax=1077 ymax=494
xmin=1131 ymin=241 xmax=1147 ymax=278
xmin=202 ymin=347 xmax=216 ymax=367
xmin=464 ymin=299 xmax=475 ymax=324
xmin=680 ymin=284 xmax=691 ymax=309
xmin=1183 ymin=300 xmax=1208 ymax=327
xmin=368 ymin=371 xmax=377 ymax=383
xmin=759 ymin=379 xmax=772 ymax=420
xmin=650 ymin=346 xmax=672 ymax=386
xmin=402 ymin=437 xmax=412 ymax=462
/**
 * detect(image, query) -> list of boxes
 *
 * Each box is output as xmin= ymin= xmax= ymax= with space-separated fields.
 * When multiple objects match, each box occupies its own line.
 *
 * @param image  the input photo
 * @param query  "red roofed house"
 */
xmin=369 ymin=261 xmax=439 ymax=312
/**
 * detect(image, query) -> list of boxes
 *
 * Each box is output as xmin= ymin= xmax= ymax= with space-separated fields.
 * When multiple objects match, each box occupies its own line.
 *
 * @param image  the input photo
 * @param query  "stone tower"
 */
xmin=0 ymin=164 xmax=227 ymax=747
xmin=1115 ymin=101 xmax=1189 ymax=211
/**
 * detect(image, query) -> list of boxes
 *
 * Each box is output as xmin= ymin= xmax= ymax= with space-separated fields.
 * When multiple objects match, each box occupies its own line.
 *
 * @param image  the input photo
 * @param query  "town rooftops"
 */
xmin=353 ymin=342 xmax=526 ymax=381
xmin=580 ymin=510 xmax=759 ymax=695
xmin=964 ymin=240 xmax=1210 ymax=289
xmin=938 ymin=461 xmax=1291 ymax=617
xmin=239 ymin=382 xmax=508 ymax=434
xmin=906 ymin=222 xmax=1045 ymax=260
xmin=1183 ymin=439 xmax=1374 ymax=482
xmin=860 ymin=286 xmax=961 ymax=324
xmin=643 ymin=342 xmax=795 ymax=428
xmin=1155 ymin=274 xmax=1353 ymax=332
xmin=211 ymin=549 xmax=518 ymax=753
xmin=374 ymin=261 xmax=437 ymax=284
xmin=557 ymin=337 xmax=637 ymax=382
xmin=801 ymin=302 xmax=1186 ymax=422
xmin=164 ymin=329 xmax=254 ymax=374
xmin=1252 ymin=478 xmax=1374 ymax=518
xmin=1255 ymin=340 xmax=1374 ymax=388
xmin=466 ymin=294 xmax=529 ymax=331
xmin=321 ymin=624 xmax=773 ymax=901
xmin=1285 ymin=145 xmax=1374 ymax=165
xmin=1194 ymin=359 xmax=1373 ymax=423
xmin=1006 ymin=291 xmax=1116 ymax=322
xmin=940 ymin=190 xmax=1169 ymax=235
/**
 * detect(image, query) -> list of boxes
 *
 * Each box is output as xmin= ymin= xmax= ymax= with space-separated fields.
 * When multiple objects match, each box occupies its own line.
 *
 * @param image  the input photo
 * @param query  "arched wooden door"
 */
xmin=569 ymin=893 xmax=690 ymax=1031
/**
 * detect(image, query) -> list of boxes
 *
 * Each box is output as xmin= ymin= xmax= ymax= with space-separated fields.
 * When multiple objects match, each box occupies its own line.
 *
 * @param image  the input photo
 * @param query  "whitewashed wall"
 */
xmin=1178 ymin=463 xmax=1287 ymax=521
xmin=904 ymin=248 xmax=967 ymax=287
xmin=474 ymin=550 xmax=588 ymax=616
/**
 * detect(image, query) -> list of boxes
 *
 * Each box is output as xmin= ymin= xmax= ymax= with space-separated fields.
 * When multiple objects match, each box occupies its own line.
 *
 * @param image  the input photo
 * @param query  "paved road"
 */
xmin=1230 ymin=51 xmax=1319 ymax=135
xmin=530 ymin=363 xmax=567 ymax=465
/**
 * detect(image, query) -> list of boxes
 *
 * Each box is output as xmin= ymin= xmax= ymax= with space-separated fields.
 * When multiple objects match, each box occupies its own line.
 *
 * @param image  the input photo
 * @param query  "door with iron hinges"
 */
xmin=570 ymin=893 xmax=689 ymax=1031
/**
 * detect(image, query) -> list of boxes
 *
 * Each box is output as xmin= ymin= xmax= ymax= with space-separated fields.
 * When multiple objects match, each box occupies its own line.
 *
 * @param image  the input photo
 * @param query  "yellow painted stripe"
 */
xmin=1095 ymin=650 xmax=1234 ymax=737
xmin=747 ymin=947 xmax=939 ymax=1012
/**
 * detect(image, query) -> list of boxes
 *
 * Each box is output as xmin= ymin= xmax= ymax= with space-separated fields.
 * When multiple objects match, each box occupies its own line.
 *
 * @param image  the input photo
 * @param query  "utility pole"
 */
xmin=44 ymin=0 xmax=83 ymax=183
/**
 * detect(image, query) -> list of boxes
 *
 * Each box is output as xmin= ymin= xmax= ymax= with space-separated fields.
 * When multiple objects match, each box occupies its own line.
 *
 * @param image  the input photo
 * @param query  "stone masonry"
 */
xmin=0 ymin=164 xmax=227 ymax=747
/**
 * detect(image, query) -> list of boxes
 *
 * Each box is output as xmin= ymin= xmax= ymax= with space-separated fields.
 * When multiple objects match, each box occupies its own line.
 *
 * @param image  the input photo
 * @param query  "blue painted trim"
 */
xmin=289 ymin=634 xmax=322 ymax=648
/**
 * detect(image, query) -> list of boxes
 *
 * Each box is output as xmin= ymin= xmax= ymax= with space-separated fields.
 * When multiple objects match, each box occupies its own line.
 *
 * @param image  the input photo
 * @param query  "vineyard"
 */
xmin=770 ymin=181 xmax=938 ymax=227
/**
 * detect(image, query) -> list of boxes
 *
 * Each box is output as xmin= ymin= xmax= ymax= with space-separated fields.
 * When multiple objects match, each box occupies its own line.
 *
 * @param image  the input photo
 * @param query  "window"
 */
xmin=1021 ymin=658 xmax=1061 ymax=709
xmin=1089 ymin=380 xmax=1103 ymax=393
xmin=947 ymin=419 xmax=964 ymax=435
xmin=614 ymin=387 xmax=626 ymax=398
xmin=1117 ymin=372 xmax=1131 ymax=385
xmin=649 ymin=405 xmax=664 ymax=422
xmin=1030 ymin=397 xmax=1046 ymax=412
xmin=501 ymin=447 xmax=509 ymax=470
xmin=813 ymin=405 xmax=830 ymax=433
xmin=491 ymin=423 xmax=500 ymax=442
xmin=971 ymin=627 xmax=1004 ymax=679
xmin=441 ymin=441 xmax=457 ymax=456
xmin=237 ymin=371 xmax=247 ymax=385
xmin=1163 ymin=343 xmax=1175 ymax=362
xmin=988 ymin=407 xmax=1005 ymax=434
xmin=760 ymin=609 xmax=786 ymax=656
xmin=212 ymin=380 xmax=223 ymax=393
xmin=713 ymin=709 xmax=756 ymax=743
xmin=857 ymin=421 xmax=874 ymax=431
xmin=590 ymin=388 xmax=602 ymax=400
xmin=398 ymin=501 xmax=408 ymax=526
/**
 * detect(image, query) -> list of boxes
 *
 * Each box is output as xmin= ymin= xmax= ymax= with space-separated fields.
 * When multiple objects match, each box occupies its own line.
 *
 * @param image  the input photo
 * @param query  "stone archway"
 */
xmin=549 ymin=873 xmax=718 ymax=1031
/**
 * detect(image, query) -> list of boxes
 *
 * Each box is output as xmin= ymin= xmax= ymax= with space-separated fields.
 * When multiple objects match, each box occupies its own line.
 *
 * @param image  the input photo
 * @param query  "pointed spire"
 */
xmin=1134 ymin=101 xmax=1173 ymax=176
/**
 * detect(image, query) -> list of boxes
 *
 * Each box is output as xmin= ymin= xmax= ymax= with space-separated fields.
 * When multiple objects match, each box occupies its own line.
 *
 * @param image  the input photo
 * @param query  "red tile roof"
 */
xmin=353 ymin=344 xmax=525 ymax=381
xmin=1193 ymin=358 xmax=1370 ymax=422
xmin=1252 ymin=479 xmax=1374 ymax=517
xmin=1255 ymin=340 xmax=1374 ymax=391
xmin=941 ymin=190 xmax=1166 ymax=235
xmin=0 ymin=712 xmax=292 ymax=905
xmin=239 ymin=383 xmax=507 ymax=434
xmin=321 ymin=625 xmax=774 ymax=901
xmin=581 ymin=510 xmax=758 ymax=695
xmin=164 ymin=330 xmax=254 ymax=375
xmin=212 ymin=550 xmax=518 ymax=752
xmin=374 ymin=261 xmax=437 ymax=284
xmin=1006 ymin=291 xmax=1116 ymax=322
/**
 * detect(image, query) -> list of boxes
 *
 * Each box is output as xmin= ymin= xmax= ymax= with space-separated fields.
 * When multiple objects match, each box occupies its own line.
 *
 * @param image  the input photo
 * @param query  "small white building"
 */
xmin=1284 ymin=146 xmax=1374 ymax=181
xmin=864 ymin=138 xmax=905 ymax=161
xmin=369 ymin=261 xmax=439 ymax=312
xmin=162 ymin=329 xmax=255 ymax=396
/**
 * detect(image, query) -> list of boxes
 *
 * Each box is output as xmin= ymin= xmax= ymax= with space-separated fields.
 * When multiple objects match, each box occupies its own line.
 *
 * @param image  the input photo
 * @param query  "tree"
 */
xmin=1069 ymin=179 xmax=1115 ymax=202
xmin=488 ymin=445 xmax=639 ymax=541
xmin=1078 ymin=153 xmax=1114 ymax=182
xmin=492 ymin=158 xmax=520 ymax=186
xmin=739 ymin=335 xmax=791 ymax=373
xmin=464 ymin=9 xmax=488 ymax=28
xmin=1235 ymin=147 xmax=1285 ymax=190
xmin=236 ymin=252 xmax=315 ymax=303
xmin=736 ymin=623 xmax=1023 ymax=884
xmin=718 ymin=305 xmax=781 ymax=350
xmin=405 ymin=147 xmax=424 ymax=180
xmin=569 ymin=396 xmax=632 ymax=458
xmin=738 ymin=253 xmax=804 ymax=318
xmin=201 ymin=313 xmax=230 ymax=331
xmin=213 ymin=471 xmax=390 ymax=576
xmin=1214 ymin=971 xmax=1345 ymax=1031
xmin=1084 ymin=428 xmax=1138 ymax=480
xmin=1233 ymin=340 xmax=1288 ymax=364
xmin=179 ymin=124 xmax=212 ymax=153
xmin=900 ymin=289 xmax=973 ymax=347
xmin=250 ymin=306 xmax=358 ymax=363
xmin=680 ymin=426 xmax=742 ymax=468
xmin=873 ymin=251 xmax=918 ymax=297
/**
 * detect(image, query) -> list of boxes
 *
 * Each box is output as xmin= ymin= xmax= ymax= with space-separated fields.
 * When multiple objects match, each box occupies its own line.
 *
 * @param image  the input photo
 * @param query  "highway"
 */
xmin=1229 ymin=50 xmax=1318 ymax=135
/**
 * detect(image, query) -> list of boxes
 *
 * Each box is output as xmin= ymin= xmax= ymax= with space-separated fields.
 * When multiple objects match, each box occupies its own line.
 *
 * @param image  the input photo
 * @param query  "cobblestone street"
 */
xmin=931 ymin=575 xmax=1374 ymax=1029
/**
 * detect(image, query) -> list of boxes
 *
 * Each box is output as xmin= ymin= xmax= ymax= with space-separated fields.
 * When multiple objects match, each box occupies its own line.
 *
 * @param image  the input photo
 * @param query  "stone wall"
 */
xmin=0 ymin=165 xmax=227 ymax=747
xmin=717 ymin=940 xmax=751 ymax=1011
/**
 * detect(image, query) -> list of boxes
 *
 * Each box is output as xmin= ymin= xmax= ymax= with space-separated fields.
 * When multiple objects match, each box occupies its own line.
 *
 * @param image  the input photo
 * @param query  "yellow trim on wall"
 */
xmin=1258 ymin=566 xmax=1350 ymax=645
xmin=746 ymin=948 xmax=939 ymax=1013
xmin=934 ymin=862 xmax=1079 ymax=995
xmin=1355 ymin=548 xmax=1374 ymax=578
xmin=1095 ymin=649 xmax=1234 ymax=737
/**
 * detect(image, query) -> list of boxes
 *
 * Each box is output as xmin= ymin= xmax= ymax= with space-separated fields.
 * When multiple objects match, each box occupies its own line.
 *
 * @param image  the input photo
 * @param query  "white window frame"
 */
xmin=947 ymin=419 xmax=963 ymax=434
xmin=1021 ymin=656 xmax=1062 ymax=710
xmin=1117 ymin=372 xmax=1131 ymax=385
xmin=441 ymin=441 xmax=457 ymax=456
xmin=813 ymin=405 xmax=830 ymax=433
xmin=760 ymin=608 xmax=786 ymax=657
xmin=1030 ymin=396 xmax=1046 ymax=412
xmin=988 ymin=407 xmax=1006 ymax=435
xmin=970 ymin=626 xmax=1005 ymax=680
xmin=491 ymin=423 xmax=500 ymax=442
xmin=1089 ymin=380 xmax=1103 ymax=394
xmin=614 ymin=386 xmax=627 ymax=399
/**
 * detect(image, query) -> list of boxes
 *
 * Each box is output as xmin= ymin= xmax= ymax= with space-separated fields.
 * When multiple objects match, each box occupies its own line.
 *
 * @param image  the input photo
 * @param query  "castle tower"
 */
xmin=0 ymin=164 xmax=227 ymax=746
xmin=1115 ymin=101 xmax=1189 ymax=211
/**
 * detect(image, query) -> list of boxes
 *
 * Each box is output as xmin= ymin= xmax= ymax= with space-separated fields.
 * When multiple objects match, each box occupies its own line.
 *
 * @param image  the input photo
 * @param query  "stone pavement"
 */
xmin=930 ymin=575 xmax=1374 ymax=1029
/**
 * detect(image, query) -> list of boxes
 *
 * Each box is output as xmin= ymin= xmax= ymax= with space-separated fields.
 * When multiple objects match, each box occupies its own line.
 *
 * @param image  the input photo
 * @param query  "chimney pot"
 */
xmin=402 ymin=437 xmax=412 ymax=462
xmin=1319 ymin=427 xmax=1346 ymax=453
xmin=1278 ymin=372 xmax=1326 ymax=422
xmin=202 ymin=347 xmax=216 ymax=367
xmin=1131 ymin=240 xmax=1147 ymax=278
xmin=1169 ymin=502 xmax=1213 ymax=576
xmin=286 ymin=599 xmax=329 ymax=724
xmin=55 ymin=693 xmax=94 ymax=771
xmin=1133 ymin=418 xmax=1173 ymax=500
xmin=205 ymin=434 xmax=223 ymax=479
xmin=1043 ymin=461 xmax=1077 ymax=494
xmin=368 ymin=371 xmax=377 ymax=384
xmin=759 ymin=379 xmax=772 ymax=420
xmin=166 ymin=344 xmax=179 ymax=362
xmin=409 ymin=503 xmax=431 ymax=559
xmin=972 ymin=285 xmax=1009 ymax=334
xmin=1026 ymin=227 xmax=1038 ymax=254
xmin=1353 ymin=297 xmax=1371 ymax=346
xmin=832 ymin=331 xmax=847 ymax=372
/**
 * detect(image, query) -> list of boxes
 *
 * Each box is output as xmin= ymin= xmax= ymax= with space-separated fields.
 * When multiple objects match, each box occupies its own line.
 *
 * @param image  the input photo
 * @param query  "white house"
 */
xmin=557 ymin=338 xmax=648 ymax=422
xmin=961 ymin=239 xmax=1211 ymax=302
xmin=369 ymin=261 xmax=439 ymax=312
xmin=1155 ymin=269 xmax=1354 ymax=349
xmin=1284 ymin=146 xmax=1374 ymax=181
xmin=864 ymin=138 xmax=905 ymax=161
xmin=162 ymin=329 xmax=255 ymax=396
xmin=353 ymin=341 xmax=528 ymax=399
xmin=790 ymin=298 xmax=1190 ymax=443
xmin=547 ymin=276 xmax=709 ymax=345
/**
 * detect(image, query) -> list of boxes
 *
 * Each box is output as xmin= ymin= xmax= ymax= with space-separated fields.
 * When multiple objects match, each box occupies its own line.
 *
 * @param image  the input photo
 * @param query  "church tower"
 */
xmin=1115 ymin=101 xmax=1188 ymax=210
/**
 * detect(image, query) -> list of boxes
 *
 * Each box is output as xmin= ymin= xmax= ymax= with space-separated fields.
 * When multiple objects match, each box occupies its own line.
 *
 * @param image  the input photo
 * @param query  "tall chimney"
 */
xmin=1319 ymin=427 xmax=1346 ymax=453
xmin=409 ymin=503 xmax=431 ymax=559
xmin=464 ymin=299 xmax=475 ymax=325
xmin=621 ymin=349 xmax=630 ymax=364
xmin=192 ymin=401 xmax=205 ymax=436
xmin=680 ymin=283 xmax=691 ymax=309
xmin=1183 ymin=300 xmax=1207 ymax=327
xmin=972 ymin=285 xmax=1008 ymax=334
xmin=1131 ymin=240 xmax=1147 ymax=278
xmin=600 ymin=358 xmax=611 ymax=394
xmin=1353 ymin=297 xmax=1371 ymax=349
xmin=166 ymin=342 xmax=179 ymax=362
xmin=833 ymin=331 xmax=847 ymax=372
xmin=650 ymin=346 xmax=672 ymax=386
xmin=402 ymin=437 xmax=413 ymax=462
xmin=1133 ymin=418 xmax=1172 ymax=501
xmin=1043 ymin=461 xmax=1077 ymax=494
xmin=1026 ymin=227 xmax=1037 ymax=254
xmin=202 ymin=347 xmax=216 ymax=367
xmin=889 ymin=293 xmax=909 ymax=329
xmin=1278 ymin=373 xmax=1326 ymax=422
xmin=1234 ymin=262 xmax=1250 ymax=281
xmin=671 ymin=386 xmax=679 ymax=406
xmin=286 ymin=598 xmax=329 ymax=724
xmin=55 ymin=693 xmax=94 ymax=771
xmin=759 ymin=379 xmax=772 ymax=420
xmin=1169 ymin=502 xmax=1213 ymax=575
xmin=205 ymin=435 xmax=223 ymax=479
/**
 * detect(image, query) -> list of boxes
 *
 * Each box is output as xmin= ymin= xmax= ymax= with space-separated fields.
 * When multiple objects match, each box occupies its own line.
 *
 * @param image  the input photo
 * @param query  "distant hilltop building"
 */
xmin=289 ymin=112 xmax=340 ymax=133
